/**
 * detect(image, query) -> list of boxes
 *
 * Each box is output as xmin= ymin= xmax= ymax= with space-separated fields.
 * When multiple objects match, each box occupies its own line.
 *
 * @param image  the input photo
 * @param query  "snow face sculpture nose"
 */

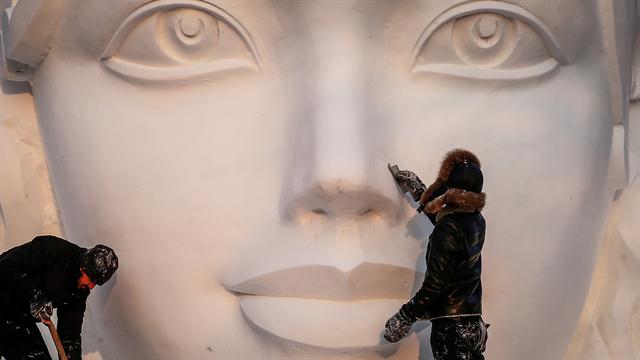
xmin=281 ymin=11 xmax=402 ymax=226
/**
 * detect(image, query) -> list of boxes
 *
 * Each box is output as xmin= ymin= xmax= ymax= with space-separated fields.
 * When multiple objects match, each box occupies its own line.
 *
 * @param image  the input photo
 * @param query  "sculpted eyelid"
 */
xmin=410 ymin=0 xmax=568 ymax=67
xmin=99 ymin=0 xmax=261 ymax=63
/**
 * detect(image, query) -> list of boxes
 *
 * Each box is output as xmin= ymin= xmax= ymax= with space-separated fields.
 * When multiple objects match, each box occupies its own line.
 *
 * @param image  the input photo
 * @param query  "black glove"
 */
xmin=29 ymin=290 xmax=53 ymax=323
xmin=394 ymin=170 xmax=426 ymax=202
xmin=384 ymin=309 xmax=416 ymax=343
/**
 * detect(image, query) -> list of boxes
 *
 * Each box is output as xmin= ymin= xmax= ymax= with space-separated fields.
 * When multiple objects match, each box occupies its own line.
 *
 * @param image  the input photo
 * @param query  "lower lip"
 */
xmin=239 ymin=296 xmax=405 ymax=349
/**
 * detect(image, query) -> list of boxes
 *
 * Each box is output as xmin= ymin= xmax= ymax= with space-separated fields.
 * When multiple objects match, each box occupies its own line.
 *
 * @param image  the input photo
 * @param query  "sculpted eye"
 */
xmin=411 ymin=1 xmax=568 ymax=80
xmin=101 ymin=0 xmax=260 ymax=82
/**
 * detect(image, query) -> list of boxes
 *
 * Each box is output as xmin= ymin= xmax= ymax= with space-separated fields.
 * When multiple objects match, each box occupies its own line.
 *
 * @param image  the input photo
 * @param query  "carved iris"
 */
xmin=157 ymin=9 xmax=221 ymax=63
xmin=452 ymin=14 xmax=517 ymax=67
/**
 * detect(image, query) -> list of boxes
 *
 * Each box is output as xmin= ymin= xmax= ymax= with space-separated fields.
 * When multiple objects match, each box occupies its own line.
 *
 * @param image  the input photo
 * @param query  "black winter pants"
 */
xmin=0 ymin=312 xmax=52 ymax=360
xmin=430 ymin=316 xmax=489 ymax=360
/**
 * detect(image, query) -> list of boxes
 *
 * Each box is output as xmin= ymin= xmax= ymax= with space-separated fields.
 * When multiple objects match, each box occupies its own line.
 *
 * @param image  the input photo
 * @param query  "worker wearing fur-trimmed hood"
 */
xmin=418 ymin=148 xmax=486 ymax=223
xmin=384 ymin=149 xmax=489 ymax=360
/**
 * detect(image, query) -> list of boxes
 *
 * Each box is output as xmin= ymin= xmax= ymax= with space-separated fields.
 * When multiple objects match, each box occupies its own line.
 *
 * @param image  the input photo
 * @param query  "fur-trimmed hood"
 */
xmin=419 ymin=148 xmax=482 ymax=205
xmin=419 ymin=149 xmax=485 ymax=220
xmin=425 ymin=188 xmax=486 ymax=220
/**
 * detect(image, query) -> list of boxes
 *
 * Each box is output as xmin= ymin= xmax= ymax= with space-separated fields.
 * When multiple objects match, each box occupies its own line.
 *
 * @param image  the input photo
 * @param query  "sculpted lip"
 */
xmin=224 ymin=263 xmax=422 ymax=349
xmin=224 ymin=262 xmax=419 ymax=300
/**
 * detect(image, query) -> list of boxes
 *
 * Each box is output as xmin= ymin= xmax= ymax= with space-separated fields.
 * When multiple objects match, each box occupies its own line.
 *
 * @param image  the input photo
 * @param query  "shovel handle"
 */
xmin=46 ymin=321 xmax=69 ymax=360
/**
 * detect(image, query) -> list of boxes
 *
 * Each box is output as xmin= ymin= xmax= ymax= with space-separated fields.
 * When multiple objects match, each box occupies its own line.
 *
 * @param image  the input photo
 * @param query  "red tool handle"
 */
xmin=46 ymin=321 xmax=69 ymax=360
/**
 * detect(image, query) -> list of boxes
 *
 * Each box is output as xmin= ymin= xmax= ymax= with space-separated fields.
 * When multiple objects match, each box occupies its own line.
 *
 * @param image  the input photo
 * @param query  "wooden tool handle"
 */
xmin=46 ymin=322 xmax=69 ymax=360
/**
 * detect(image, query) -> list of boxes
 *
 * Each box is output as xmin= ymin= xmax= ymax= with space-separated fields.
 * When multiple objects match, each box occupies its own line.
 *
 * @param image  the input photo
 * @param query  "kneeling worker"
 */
xmin=0 ymin=235 xmax=118 ymax=360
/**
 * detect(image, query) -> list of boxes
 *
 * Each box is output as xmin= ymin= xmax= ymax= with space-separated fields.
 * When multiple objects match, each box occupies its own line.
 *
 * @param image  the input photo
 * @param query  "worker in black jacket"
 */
xmin=384 ymin=149 xmax=489 ymax=360
xmin=0 ymin=235 xmax=118 ymax=360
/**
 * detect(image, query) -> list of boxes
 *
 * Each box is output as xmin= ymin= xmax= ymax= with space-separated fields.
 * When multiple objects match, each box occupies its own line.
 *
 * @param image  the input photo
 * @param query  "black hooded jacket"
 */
xmin=0 ymin=235 xmax=89 ymax=359
xmin=401 ymin=207 xmax=485 ymax=320
xmin=400 ymin=148 xmax=486 ymax=321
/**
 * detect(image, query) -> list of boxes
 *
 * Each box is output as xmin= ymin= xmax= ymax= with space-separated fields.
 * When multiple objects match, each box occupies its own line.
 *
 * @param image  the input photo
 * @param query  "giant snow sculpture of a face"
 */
xmin=1 ymin=0 xmax=638 ymax=359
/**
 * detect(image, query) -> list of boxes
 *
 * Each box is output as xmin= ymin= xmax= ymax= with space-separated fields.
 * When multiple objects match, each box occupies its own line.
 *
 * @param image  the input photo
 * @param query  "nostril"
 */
xmin=284 ymin=182 xmax=401 ymax=225
xmin=358 ymin=208 xmax=383 ymax=222
xmin=359 ymin=209 xmax=374 ymax=217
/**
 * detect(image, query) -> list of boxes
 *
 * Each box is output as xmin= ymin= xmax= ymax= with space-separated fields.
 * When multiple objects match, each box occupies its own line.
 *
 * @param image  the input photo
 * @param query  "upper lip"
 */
xmin=224 ymin=262 xmax=420 ymax=301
